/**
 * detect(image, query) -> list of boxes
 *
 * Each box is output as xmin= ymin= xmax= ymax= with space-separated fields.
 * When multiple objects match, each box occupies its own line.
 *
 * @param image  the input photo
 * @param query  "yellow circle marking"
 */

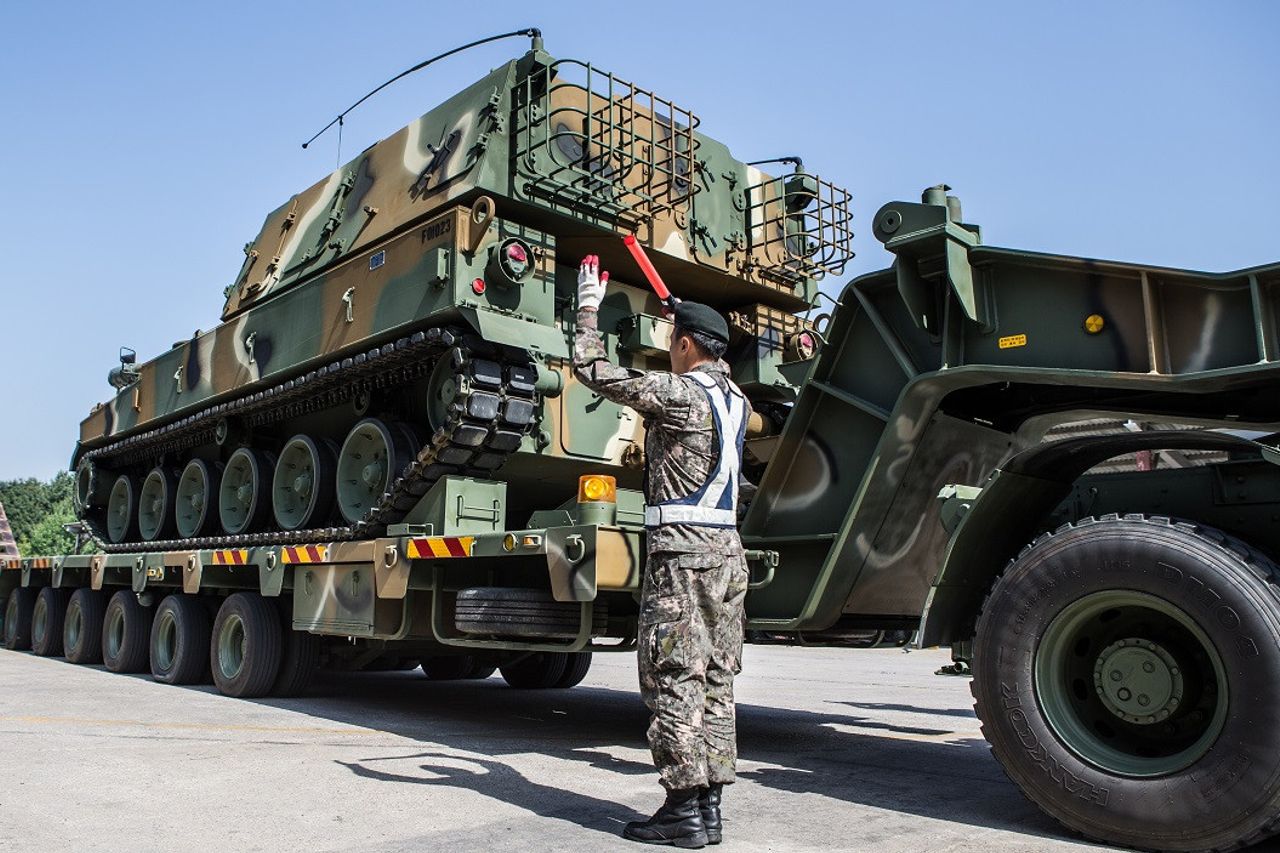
xmin=1084 ymin=314 xmax=1105 ymax=334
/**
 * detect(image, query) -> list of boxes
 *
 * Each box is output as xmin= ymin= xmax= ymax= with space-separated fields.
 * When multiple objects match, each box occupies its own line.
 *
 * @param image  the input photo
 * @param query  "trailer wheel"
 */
xmin=3 ymin=587 xmax=36 ymax=651
xmin=64 ymin=588 xmax=107 ymax=664
xmin=421 ymin=655 xmax=477 ymax=680
xmin=211 ymin=593 xmax=282 ymax=698
xmin=500 ymin=652 xmax=569 ymax=689
xmin=150 ymin=595 xmax=211 ymax=684
xmin=555 ymin=652 xmax=592 ymax=688
xmin=468 ymin=662 xmax=497 ymax=680
xmin=972 ymin=515 xmax=1280 ymax=852
xmin=31 ymin=587 xmax=70 ymax=657
xmin=102 ymin=590 xmax=153 ymax=673
xmin=271 ymin=621 xmax=321 ymax=698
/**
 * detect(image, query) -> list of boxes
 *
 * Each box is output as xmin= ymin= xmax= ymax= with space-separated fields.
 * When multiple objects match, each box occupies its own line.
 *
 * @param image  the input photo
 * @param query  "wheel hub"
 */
xmin=361 ymin=461 xmax=384 ymax=488
xmin=292 ymin=471 xmax=312 ymax=497
xmin=1093 ymin=638 xmax=1183 ymax=724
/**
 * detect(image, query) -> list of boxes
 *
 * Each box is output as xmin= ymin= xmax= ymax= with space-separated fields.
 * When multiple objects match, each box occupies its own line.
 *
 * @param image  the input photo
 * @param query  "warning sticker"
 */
xmin=998 ymin=334 xmax=1028 ymax=350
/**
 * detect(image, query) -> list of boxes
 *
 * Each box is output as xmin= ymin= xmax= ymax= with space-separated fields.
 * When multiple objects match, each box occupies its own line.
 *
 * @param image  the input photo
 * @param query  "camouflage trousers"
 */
xmin=638 ymin=550 xmax=749 ymax=791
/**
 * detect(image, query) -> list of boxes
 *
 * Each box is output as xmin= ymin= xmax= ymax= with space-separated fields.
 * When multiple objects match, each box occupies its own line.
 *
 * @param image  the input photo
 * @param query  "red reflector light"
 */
xmin=472 ymin=278 xmax=486 ymax=295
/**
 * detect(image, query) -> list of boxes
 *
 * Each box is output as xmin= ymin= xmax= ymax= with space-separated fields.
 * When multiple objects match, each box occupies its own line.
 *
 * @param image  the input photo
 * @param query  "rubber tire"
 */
xmin=972 ymin=515 xmax=1280 ymax=852
xmin=555 ymin=652 xmax=592 ymax=688
xmin=455 ymin=587 xmax=608 ymax=639
xmin=421 ymin=655 xmax=477 ymax=680
xmin=500 ymin=652 xmax=569 ymax=689
xmin=210 ymin=593 xmax=282 ymax=698
xmin=102 ymin=590 xmax=153 ymax=673
xmin=64 ymin=588 xmax=108 ymax=664
xmin=3 ymin=587 xmax=36 ymax=651
xmin=468 ymin=662 xmax=497 ymax=680
xmin=271 ymin=606 xmax=321 ymax=698
xmin=31 ymin=587 xmax=70 ymax=657
xmin=149 ymin=595 xmax=212 ymax=685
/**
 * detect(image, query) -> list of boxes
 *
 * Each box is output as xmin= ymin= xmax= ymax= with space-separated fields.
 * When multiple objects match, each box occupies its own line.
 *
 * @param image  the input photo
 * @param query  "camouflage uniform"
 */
xmin=574 ymin=307 xmax=750 ymax=792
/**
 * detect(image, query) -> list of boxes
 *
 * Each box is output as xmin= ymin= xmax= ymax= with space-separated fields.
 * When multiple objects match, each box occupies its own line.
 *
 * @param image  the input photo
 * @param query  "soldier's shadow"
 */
xmin=335 ymin=749 xmax=648 ymax=838
xmin=241 ymin=666 xmax=1081 ymax=847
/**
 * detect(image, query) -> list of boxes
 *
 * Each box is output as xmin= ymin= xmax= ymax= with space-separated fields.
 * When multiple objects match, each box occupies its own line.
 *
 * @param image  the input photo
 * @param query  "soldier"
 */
xmin=573 ymin=254 xmax=751 ymax=848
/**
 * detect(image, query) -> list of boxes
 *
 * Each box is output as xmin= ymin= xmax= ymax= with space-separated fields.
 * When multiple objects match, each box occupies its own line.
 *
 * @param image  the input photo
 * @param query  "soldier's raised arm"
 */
xmin=572 ymin=254 xmax=695 ymax=417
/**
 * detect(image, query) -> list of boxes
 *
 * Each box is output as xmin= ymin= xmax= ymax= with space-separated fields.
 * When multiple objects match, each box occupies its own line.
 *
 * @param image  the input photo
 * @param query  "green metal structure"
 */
xmin=4 ymin=33 xmax=1280 ymax=852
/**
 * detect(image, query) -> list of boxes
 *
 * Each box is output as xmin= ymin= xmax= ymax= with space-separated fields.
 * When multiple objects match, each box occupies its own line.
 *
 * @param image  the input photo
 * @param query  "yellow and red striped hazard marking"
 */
xmin=211 ymin=549 xmax=249 ymax=566
xmin=406 ymin=536 xmax=475 ymax=560
xmin=26 ymin=558 xmax=52 ymax=569
xmin=281 ymin=544 xmax=330 ymax=564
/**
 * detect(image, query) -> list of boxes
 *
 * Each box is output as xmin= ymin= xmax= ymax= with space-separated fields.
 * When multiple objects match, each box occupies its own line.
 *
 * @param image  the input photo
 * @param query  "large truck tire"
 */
xmin=3 ymin=587 xmax=36 ymax=651
xmin=555 ymin=652 xmax=592 ymax=688
xmin=455 ymin=587 xmax=607 ymax=639
xmin=972 ymin=515 xmax=1280 ymax=852
xmin=30 ymin=587 xmax=69 ymax=657
xmin=64 ymin=588 xmax=107 ymax=664
xmin=102 ymin=590 xmax=153 ymax=673
xmin=210 ymin=593 xmax=282 ymax=698
xmin=499 ymin=652 xmax=569 ymax=689
xmin=150 ymin=595 xmax=211 ymax=685
xmin=421 ymin=655 xmax=476 ymax=680
xmin=271 ymin=622 xmax=321 ymax=698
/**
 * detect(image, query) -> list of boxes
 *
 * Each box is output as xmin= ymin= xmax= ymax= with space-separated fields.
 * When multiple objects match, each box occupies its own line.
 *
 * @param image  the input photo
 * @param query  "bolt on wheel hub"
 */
xmin=1093 ymin=637 xmax=1184 ymax=724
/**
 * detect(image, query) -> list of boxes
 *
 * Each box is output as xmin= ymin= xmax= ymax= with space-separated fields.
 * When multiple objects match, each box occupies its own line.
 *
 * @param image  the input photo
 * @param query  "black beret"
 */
xmin=673 ymin=301 xmax=729 ymax=344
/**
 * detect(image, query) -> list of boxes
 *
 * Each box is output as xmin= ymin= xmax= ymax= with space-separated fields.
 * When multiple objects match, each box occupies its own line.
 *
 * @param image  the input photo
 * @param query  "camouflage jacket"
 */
xmin=573 ymin=308 xmax=749 ymax=556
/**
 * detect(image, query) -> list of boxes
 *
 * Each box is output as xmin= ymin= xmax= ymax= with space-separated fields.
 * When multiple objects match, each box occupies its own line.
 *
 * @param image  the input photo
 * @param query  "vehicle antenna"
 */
xmin=746 ymin=156 xmax=805 ymax=172
xmin=302 ymin=27 xmax=543 ymax=156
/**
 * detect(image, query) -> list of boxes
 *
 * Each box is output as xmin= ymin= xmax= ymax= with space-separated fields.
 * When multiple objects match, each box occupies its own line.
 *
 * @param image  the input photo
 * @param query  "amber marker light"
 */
xmin=578 ymin=474 xmax=617 ymax=503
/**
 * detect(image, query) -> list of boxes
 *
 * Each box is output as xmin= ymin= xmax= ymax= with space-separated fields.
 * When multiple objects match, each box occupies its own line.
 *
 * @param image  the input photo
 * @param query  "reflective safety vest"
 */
xmin=644 ymin=371 xmax=749 ymax=529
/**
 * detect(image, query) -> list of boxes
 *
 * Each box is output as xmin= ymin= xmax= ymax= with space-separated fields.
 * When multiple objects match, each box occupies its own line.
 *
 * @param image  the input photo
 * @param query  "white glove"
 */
xmin=577 ymin=254 xmax=609 ymax=311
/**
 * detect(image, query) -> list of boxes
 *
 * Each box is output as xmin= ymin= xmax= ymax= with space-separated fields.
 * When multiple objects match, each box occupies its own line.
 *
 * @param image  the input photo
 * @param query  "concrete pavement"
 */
xmin=0 ymin=644 xmax=1268 ymax=852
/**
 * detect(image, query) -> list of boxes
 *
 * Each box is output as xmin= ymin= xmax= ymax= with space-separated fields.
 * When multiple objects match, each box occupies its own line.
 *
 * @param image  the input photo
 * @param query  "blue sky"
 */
xmin=0 ymin=1 xmax=1276 ymax=480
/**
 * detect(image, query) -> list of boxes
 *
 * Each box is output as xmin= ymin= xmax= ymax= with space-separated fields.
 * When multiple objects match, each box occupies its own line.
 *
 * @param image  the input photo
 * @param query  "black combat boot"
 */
xmin=699 ymin=784 xmax=723 ymax=845
xmin=623 ymin=788 xmax=709 ymax=848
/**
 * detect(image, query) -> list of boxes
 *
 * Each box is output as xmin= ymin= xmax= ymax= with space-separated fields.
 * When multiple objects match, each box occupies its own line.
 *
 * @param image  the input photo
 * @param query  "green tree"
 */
xmin=0 ymin=471 xmax=78 ymax=555
xmin=26 ymin=505 xmax=77 ymax=556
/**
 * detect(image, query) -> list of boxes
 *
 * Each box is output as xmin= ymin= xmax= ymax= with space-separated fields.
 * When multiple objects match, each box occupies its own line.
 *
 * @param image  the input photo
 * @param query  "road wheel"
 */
xmin=555 ymin=652 xmax=592 ymax=688
xmin=500 ymin=652 xmax=569 ymax=689
xmin=105 ymin=474 xmax=138 ymax=544
xmin=31 ymin=587 xmax=70 ymax=657
xmin=211 ymin=593 xmax=282 ymax=698
xmin=219 ymin=448 xmax=274 ymax=535
xmin=102 ymin=590 xmax=153 ymax=673
xmin=271 ymin=604 xmax=321 ymax=698
xmin=972 ymin=515 xmax=1280 ymax=852
xmin=3 ymin=587 xmax=36 ymax=651
xmin=64 ymin=589 xmax=107 ymax=664
xmin=138 ymin=467 xmax=178 ymax=542
xmin=150 ymin=595 xmax=211 ymax=684
xmin=272 ymin=434 xmax=336 ymax=531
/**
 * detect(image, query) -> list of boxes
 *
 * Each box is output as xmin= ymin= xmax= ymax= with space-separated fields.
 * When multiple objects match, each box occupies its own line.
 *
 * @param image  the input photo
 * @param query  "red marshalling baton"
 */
xmin=623 ymin=234 xmax=679 ymax=314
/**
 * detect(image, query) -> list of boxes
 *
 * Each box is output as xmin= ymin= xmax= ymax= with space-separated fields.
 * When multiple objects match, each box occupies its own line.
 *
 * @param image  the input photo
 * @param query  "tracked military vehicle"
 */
xmin=6 ymin=31 xmax=1280 ymax=852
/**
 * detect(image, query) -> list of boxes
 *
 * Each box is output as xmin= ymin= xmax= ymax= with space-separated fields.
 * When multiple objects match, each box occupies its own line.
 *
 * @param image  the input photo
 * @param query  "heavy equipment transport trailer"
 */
xmin=7 ymin=189 xmax=1280 ymax=852
xmin=0 ymin=476 xmax=691 ymax=696
xmin=736 ymin=189 xmax=1280 ymax=852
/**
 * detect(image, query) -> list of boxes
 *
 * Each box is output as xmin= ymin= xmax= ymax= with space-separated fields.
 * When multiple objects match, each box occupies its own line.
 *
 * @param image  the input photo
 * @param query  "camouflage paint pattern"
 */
xmin=638 ymin=551 xmax=748 ymax=791
xmin=0 ymin=501 xmax=16 ymax=558
xmin=75 ymin=44 xmax=843 ymax=493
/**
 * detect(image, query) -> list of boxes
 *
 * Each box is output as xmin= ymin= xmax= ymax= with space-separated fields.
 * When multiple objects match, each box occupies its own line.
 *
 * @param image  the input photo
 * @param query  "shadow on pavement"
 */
xmin=237 ymin=668 xmax=1085 ymax=847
